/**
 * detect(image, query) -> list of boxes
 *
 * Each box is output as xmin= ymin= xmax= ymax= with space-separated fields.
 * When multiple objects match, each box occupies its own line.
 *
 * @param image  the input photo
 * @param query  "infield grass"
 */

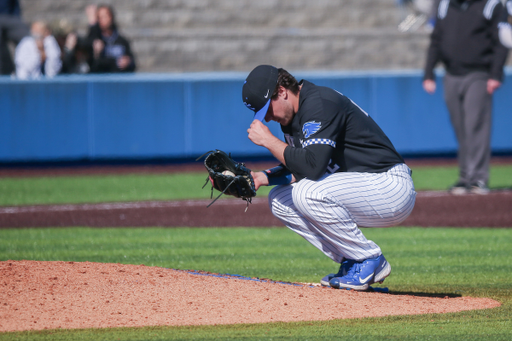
xmin=1 ymin=227 xmax=511 ymax=340
xmin=1 ymin=163 xmax=512 ymax=206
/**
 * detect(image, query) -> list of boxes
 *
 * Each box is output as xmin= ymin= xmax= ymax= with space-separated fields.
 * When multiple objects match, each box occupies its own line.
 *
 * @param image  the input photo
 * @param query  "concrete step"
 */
xmin=21 ymin=0 xmax=404 ymax=30
xmin=129 ymin=28 xmax=430 ymax=72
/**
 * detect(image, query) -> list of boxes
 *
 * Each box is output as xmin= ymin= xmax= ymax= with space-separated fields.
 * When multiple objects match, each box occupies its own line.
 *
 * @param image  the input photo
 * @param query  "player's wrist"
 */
xmin=263 ymin=166 xmax=293 ymax=186
xmin=255 ymin=171 xmax=269 ymax=187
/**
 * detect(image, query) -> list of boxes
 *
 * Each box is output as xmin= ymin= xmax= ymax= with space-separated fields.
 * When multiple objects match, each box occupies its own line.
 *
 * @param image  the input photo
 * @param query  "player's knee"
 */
xmin=268 ymin=185 xmax=293 ymax=219
xmin=291 ymin=180 xmax=324 ymax=204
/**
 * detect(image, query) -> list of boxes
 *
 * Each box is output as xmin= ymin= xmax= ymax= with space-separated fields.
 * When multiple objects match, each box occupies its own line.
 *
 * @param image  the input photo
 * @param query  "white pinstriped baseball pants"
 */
xmin=268 ymin=164 xmax=416 ymax=263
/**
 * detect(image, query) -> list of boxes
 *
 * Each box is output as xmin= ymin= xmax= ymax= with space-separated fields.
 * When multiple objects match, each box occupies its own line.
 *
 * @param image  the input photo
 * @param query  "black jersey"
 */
xmin=282 ymin=80 xmax=404 ymax=181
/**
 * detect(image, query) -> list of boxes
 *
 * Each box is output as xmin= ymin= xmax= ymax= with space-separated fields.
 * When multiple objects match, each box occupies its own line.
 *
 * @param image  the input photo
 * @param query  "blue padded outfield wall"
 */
xmin=1 ymin=69 xmax=511 ymax=163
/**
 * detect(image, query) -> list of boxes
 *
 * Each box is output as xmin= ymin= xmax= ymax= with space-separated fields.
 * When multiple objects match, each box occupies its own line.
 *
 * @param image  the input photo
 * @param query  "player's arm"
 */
xmin=284 ymin=144 xmax=333 ymax=181
xmin=247 ymin=120 xmax=296 ymax=187
xmin=251 ymin=165 xmax=296 ymax=190
xmin=248 ymin=119 xmax=287 ymax=164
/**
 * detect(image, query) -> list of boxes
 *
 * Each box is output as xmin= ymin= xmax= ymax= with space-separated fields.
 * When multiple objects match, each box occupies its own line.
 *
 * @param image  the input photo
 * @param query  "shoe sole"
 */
xmin=470 ymin=188 xmax=490 ymax=195
xmin=320 ymin=273 xmax=335 ymax=287
xmin=329 ymin=276 xmax=369 ymax=290
xmin=450 ymin=188 xmax=467 ymax=195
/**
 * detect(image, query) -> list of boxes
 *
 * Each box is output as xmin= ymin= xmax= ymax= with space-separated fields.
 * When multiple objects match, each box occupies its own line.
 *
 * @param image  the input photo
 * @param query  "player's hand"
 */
xmin=422 ymin=79 xmax=436 ymax=94
xmin=247 ymin=119 xmax=274 ymax=148
xmin=487 ymin=79 xmax=501 ymax=95
xmin=251 ymin=171 xmax=269 ymax=191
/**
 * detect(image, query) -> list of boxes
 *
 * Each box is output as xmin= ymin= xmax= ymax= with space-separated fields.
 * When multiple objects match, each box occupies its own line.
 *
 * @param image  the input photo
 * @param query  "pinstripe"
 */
xmin=268 ymin=164 xmax=416 ymax=262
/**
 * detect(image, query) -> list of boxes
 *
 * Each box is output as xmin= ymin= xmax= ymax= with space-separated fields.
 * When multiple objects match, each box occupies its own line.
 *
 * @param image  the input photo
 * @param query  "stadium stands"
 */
xmin=20 ymin=0 xmax=439 ymax=73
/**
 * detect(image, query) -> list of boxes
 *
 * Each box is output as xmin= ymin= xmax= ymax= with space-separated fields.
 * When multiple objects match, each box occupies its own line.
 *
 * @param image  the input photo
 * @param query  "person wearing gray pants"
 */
xmin=443 ymin=72 xmax=493 ymax=194
xmin=422 ymin=0 xmax=509 ymax=195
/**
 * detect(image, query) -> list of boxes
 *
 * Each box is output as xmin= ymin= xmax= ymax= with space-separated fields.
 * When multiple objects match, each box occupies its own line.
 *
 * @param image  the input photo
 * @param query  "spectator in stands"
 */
xmin=0 ymin=0 xmax=29 ymax=75
xmin=85 ymin=4 xmax=136 ymax=73
xmin=422 ymin=0 xmax=509 ymax=195
xmin=14 ymin=20 xmax=62 ymax=79
xmin=50 ymin=19 xmax=91 ymax=74
xmin=61 ymin=31 xmax=91 ymax=74
xmin=499 ymin=0 xmax=512 ymax=48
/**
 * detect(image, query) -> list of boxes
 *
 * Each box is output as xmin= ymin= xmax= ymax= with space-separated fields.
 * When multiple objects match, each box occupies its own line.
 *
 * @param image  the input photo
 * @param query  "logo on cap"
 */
xmin=242 ymin=65 xmax=279 ymax=121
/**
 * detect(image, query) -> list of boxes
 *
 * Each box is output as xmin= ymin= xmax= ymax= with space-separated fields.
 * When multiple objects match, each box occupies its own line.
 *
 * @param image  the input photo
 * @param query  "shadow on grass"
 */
xmin=386 ymin=290 xmax=462 ymax=298
xmin=491 ymin=186 xmax=512 ymax=192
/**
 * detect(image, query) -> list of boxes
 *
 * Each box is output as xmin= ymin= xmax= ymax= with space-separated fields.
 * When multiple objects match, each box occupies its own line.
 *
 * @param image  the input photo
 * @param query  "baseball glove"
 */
xmin=197 ymin=150 xmax=256 ymax=208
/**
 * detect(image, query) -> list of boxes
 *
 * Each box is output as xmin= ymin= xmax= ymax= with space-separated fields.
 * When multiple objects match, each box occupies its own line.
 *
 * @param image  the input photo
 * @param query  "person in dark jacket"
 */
xmin=0 ymin=0 xmax=29 ymax=75
xmin=423 ymin=0 xmax=509 ymax=195
xmin=85 ymin=4 xmax=135 ymax=73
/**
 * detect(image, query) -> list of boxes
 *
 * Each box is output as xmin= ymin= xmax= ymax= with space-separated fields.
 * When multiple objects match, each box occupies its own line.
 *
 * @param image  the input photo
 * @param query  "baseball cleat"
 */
xmin=329 ymin=254 xmax=391 ymax=291
xmin=449 ymin=181 xmax=468 ymax=195
xmin=320 ymin=259 xmax=356 ymax=287
xmin=469 ymin=181 xmax=490 ymax=195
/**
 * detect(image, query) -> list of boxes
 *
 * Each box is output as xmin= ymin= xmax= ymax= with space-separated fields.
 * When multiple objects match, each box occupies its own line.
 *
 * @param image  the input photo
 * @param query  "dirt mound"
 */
xmin=0 ymin=260 xmax=501 ymax=332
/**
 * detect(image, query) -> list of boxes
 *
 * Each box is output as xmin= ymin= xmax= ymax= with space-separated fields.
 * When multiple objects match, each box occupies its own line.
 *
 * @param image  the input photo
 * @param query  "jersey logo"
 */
xmin=302 ymin=121 xmax=321 ymax=138
xmin=243 ymin=97 xmax=255 ymax=111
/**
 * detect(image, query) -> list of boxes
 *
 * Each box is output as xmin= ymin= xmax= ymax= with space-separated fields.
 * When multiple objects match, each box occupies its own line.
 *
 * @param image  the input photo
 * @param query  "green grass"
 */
xmin=1 ymin=164 xmax=512 ymax=207
xmin=0 ymin=173 xmax=274 ymax=206
xmin=410 ymin=164 xmax=512 ymax=191
xmin=1 ymin=227 xmax=511 ymax=340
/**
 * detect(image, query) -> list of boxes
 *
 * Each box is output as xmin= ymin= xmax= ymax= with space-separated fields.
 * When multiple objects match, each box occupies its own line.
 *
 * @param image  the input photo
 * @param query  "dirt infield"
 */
xmin=0 ymin=158 xmax=510 ymax=332
xmin=0 ymin=260 xmax=501 ymax=332
xmin=1 ymin=191 xmax=512 ymax=228
xmin=1 ymin=157 xmax=512 ymax=228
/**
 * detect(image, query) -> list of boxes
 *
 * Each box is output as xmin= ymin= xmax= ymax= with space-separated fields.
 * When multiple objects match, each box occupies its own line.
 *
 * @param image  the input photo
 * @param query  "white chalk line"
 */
xmin=0 ymin=197 xmax=268 ymax=214
xmin=1 ymin=190 xmax=509 ymax=214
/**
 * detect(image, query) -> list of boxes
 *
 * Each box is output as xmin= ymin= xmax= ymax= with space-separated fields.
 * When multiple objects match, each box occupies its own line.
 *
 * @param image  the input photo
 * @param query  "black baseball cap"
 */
xmin=242 ymin=65 xmax=279 ymax=121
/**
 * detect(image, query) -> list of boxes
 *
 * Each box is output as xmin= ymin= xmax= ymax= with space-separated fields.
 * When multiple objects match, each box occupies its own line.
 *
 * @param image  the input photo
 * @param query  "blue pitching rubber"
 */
xmin=329 ymin=254 xmax=391 ymax=291
xmin=370 ymin=286 xmax=389 ymax=293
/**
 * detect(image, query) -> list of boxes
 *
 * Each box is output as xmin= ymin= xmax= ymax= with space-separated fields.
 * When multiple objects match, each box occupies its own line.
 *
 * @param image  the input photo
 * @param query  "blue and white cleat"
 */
xmin=329 ymin=254 xmax=391 ymax=291
xmin=320 ymin=259 xmax=356 ymax=287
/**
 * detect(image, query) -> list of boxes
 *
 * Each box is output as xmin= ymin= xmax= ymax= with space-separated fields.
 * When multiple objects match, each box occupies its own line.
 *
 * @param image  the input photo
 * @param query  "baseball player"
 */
xmin=243 ymin=65 xmax=416 ymax=290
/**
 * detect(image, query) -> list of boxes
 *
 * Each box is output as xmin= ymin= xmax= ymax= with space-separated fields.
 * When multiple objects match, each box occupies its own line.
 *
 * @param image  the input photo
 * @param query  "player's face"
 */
xmin=264 ymin=89 xmax=295 ymax=125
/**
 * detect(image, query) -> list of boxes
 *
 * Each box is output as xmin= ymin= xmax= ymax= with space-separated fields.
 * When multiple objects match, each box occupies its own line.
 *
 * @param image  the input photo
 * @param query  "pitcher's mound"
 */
xmin=0 ymin=260 xmax=501 ymax=332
